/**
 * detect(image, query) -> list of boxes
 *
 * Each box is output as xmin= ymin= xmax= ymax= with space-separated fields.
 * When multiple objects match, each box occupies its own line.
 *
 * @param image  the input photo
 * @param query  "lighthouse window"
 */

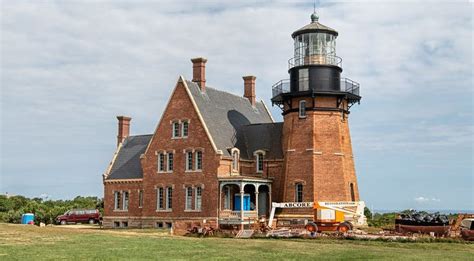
xmin=299 ymin=100 xmax=307 ymax=118
xmin=298 ymin=69 xmax=309 ymax=91
xmin=295 ymin=183 xmax=303 ymax=202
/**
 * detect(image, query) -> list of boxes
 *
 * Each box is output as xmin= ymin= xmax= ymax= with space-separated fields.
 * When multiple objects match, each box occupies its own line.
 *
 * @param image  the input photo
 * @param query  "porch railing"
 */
xmin=219 ymin=210 xmax=258 ymax=219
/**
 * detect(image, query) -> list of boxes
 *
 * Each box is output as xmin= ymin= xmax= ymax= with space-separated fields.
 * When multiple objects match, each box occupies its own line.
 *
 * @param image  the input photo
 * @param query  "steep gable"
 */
xmin=185 ymin=80 xmax=274 ymax=156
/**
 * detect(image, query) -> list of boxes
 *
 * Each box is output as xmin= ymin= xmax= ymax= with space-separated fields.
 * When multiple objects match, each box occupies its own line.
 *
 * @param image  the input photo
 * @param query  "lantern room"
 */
xmin=290 ymin=12 xmax=340 ymax=68
xmin=271 ymin=12 xmax=361 ymax=110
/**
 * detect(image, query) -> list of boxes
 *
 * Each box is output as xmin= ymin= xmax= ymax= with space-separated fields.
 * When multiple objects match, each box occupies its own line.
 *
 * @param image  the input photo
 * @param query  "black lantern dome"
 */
xmin=271 ymin=12 xmax=361 ymax=110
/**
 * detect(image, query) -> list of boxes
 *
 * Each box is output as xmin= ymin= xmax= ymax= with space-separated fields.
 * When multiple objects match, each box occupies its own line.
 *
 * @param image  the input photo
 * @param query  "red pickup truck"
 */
xmin=56 ymin=209 xmax=100 ymax=225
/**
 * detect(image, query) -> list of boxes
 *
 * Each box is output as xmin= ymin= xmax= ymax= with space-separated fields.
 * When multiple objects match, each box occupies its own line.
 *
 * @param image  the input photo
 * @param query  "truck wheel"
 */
xmin=60 ymin=220 xmax=67 ymax=225
xmin=89 ymin=219 xmax=95 ymax=224
xmin=305 ymin=222 xmax=318 ymax=233
xmin=337 ymin=222 xmax=351 ymax=233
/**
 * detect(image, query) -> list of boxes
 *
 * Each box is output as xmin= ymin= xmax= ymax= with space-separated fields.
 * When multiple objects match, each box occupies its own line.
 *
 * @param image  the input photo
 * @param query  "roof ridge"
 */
xmin=186 ymin=80 xmax=265 ymax=106
xmin=128 ymin=134 xmax=153 ymax=137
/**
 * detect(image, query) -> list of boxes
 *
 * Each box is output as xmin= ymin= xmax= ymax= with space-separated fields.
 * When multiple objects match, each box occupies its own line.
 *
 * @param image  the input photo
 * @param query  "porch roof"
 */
xmin=218 ymin=176 xmax=273 ymax=184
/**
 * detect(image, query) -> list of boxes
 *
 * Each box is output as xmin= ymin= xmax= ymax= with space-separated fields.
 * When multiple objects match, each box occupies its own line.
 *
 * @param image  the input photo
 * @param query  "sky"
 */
xmin=1 ymin=0 xmax=472 ymax=211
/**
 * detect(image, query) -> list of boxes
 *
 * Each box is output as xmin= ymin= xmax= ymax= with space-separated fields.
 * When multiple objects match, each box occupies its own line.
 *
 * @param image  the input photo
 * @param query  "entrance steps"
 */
xmin=235 ymin=229 xmax=254 ymax=238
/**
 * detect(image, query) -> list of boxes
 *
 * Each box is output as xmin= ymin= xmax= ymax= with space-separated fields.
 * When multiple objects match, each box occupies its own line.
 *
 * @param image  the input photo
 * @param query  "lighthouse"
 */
xmin=272 ymin=12 xmax=362 ymax=218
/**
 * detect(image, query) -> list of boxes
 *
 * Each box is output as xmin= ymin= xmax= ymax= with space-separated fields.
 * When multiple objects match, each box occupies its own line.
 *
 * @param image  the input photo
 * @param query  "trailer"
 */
xmin=268 ymin=201 xmax=367 ymax=233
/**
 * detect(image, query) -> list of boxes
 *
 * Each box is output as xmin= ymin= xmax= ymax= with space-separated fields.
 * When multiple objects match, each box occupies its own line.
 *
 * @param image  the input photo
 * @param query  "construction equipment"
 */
xmin=268 ymin=201 xmax=366 ymax=233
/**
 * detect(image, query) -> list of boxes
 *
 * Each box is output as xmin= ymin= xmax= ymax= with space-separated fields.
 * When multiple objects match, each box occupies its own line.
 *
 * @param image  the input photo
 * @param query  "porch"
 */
xmin=218 ymin=177 xmax=272 ymax=226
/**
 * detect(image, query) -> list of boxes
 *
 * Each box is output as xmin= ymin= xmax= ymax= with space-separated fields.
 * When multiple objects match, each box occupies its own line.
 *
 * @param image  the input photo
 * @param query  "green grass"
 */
xmin=0 ymin=223 xmax=472 ymax=260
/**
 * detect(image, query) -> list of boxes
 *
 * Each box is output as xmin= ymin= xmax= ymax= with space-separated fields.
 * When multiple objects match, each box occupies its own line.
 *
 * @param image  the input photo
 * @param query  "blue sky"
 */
xmin=1 ymin=1 xmax=472 ymax=211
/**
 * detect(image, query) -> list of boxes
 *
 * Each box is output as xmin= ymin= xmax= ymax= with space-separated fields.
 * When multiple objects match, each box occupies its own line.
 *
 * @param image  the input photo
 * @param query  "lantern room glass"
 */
xmin=293 ymin=32 xmax=337 ymax=66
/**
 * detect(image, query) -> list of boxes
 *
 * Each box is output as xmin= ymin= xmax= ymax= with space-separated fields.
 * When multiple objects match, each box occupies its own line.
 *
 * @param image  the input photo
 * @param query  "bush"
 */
xmin=0 ymin=195 xmax=103 ymax=225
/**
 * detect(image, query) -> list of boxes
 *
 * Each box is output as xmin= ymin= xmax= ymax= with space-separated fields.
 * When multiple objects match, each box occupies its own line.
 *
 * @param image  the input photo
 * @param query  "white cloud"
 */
xmin=414 ymin=196 xmax=441 ymax=203
xmin=0 ymin=1 xmax=472 ymax=209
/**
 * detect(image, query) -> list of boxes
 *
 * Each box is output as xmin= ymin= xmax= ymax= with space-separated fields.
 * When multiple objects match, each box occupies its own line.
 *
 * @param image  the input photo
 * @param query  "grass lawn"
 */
xmin=0 ymin=223 xmax=472 ymax=260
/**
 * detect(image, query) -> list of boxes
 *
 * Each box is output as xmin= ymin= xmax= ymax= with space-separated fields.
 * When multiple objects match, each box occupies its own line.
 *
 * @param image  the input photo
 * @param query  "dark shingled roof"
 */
xmin=186 ymin=80 xmax=274 ymax=156
xmin=235 ymin=123 xmax=283 ymax=160
xmin=107 ymin=134 xmax=152 ymax=180
xmin=292 ymin=21 xmax=338 ymax=38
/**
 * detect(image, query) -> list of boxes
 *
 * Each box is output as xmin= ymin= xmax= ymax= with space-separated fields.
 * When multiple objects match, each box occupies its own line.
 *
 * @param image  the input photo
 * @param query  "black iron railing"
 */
xmin=272 ymin=77 xmax=360 ymax=98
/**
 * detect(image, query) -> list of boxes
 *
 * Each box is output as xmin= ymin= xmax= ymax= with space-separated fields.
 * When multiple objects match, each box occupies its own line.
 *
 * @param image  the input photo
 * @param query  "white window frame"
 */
xmin=195 ymin=186 xmax=202 ymax=211
xmin=167 ymin=152 xmax=174 ymax=172
xmin=299 ymin=100 xmax=307 ymax=118
xmin=181 ymin=120 xmax=189 ymax=138
xmin=172 ymin=121 xmax=180 ymax=138
xmin=231 ymin=148 xmax=239 ymax=172
xmin=122 ymin=191 xmax=129 ymax=211
xmin=185 ymin=187 xmax=193 ymax=210
xmin=195 ymin=151 xmax=202 ymax=171
xmin=185 ymin=151 xmax=193 ymax=171
xmin=157 ymin=187 xmax=164 ymax=210
xmin=114 ymin=191 xmax=120 ymax=210
xmin=255 ymin=152 xmax=264 ymax=173
xmin=166 ymin=187 xmax=173 ymax=210
xmin=158 ymin=152 xmax=166 ymax=172
xmin=295 ymin=183 xmax=303 ymax=202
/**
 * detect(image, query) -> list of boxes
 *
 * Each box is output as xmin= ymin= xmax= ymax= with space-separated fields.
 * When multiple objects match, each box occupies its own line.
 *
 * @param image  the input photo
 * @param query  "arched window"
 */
xmin=350 ymin=183 xmax=355 ymax=201
xmin=295 ymin=183 xmax=303 ymax=202
xmin=185 ymin=187 xmax=193 ymax=210
xmin=232 ymin=150 xmax=239 ymax=171
xmin=195 ymin=186 xmax=202 ymax=210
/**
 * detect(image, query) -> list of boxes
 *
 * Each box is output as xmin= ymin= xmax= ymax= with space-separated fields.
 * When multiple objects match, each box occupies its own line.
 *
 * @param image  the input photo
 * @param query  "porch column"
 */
xmin=255 ymin=191 xmax=259 ymax=217
xmin=240 ymin=184 xmax=244 ymax=230
xmin=219 ymin=184 xmax=223 ymax=211
xmin=269 ymin=186 xmax=272 ymax=207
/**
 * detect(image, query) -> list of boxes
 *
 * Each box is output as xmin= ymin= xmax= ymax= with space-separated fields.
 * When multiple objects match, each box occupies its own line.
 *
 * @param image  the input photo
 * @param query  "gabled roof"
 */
xmin=185 ymin=80 xmax=274 ymax=156
xmin=106 ymin=134 xmax=152 ymax=180
xmin=235 ymin=123 xmax=283 ymax=160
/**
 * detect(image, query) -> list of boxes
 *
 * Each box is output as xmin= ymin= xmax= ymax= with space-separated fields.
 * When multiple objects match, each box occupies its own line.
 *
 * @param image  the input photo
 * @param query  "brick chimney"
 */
xmin=191 ymin=57 xmax=207 ymax=91
xmin=243 ymin=75 xmax=256 ymax=106
xmin=116 ymin=116 xmax=131 ymax=146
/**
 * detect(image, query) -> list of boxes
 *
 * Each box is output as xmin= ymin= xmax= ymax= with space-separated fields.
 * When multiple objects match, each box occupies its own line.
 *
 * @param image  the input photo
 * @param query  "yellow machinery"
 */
xmin=268 ymin=201 xmax=367 ymax=232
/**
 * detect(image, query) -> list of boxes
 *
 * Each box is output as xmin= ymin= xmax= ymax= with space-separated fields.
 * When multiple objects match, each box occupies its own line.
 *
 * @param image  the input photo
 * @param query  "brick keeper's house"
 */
xmin=103 ymin=13 xmax=362 ymax=234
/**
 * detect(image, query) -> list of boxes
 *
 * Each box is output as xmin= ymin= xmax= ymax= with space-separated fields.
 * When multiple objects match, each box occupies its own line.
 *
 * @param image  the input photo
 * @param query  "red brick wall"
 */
xmin=279 ymin=96 xmax=361 ymax=218
xmin=140 ymin=80 xmax=220 ymax=221
xmin=103 ymin=181 xmax=143 ymax=219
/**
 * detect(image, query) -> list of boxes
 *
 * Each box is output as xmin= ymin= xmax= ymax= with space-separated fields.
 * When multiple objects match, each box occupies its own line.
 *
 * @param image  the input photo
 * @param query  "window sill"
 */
xmin=156 ymin=209 xmax=172 ymax=212
xmin=185 ymin=170 xmax=202 ymax=173
xmin=184 ymin=209 xmax=202 ymax=212
xmin=113 ymin=210 xmax=129 ymax=212
xmin=157 ymin=171 xmax=173 ymax=174
xmin=299 ymin=116 xmax=307 ymax=119
xmin=171 ymin=137 xmax=181 ymax=140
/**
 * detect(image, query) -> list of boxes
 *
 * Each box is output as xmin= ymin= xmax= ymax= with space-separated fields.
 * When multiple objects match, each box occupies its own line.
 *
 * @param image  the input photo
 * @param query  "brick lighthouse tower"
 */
xmin=272 ymin=12 xmax=362 ymax=218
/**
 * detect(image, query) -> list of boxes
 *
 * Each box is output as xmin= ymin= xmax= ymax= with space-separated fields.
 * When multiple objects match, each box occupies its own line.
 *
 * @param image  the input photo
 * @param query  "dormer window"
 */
xmin=231 ymin=148 xmax=240 ymax=172
xmin=299 ymin=100 xmax=306 ymax=118
xmin=254 ymin=150 xmax=265 ymax=173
